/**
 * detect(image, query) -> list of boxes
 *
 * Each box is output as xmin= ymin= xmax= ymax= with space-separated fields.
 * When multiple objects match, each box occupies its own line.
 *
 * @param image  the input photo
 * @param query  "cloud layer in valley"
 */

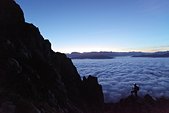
xmin=73 ymin=57 xmax=169 ymax=103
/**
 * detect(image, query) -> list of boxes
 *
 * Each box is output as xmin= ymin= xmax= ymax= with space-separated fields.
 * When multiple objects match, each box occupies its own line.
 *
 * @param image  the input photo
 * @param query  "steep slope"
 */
xmin=0 ymin=0 xmax=104 ymax=113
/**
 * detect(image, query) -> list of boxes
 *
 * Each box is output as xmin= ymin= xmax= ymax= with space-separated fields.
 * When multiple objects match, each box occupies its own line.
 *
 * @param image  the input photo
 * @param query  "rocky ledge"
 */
xmin=105 ymin=94 xmax=169 ymax=113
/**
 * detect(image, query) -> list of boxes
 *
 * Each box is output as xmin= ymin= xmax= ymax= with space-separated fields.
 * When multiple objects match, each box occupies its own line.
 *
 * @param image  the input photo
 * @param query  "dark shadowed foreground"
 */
xmin=0 ymin=0 xmax=169 ymax=113
xmin=105 ymin=95 xmax=169 ymax=113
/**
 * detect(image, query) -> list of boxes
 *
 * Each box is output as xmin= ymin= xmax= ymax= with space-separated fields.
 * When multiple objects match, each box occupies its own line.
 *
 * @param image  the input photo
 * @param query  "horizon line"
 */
xmin=56 ymin=50 xmax=169 ymax=54
xmin=53 ymin=45 xmax=169 ymax=54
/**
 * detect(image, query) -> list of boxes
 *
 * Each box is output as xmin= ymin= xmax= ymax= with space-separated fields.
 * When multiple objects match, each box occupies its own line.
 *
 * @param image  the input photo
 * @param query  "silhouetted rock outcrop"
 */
xmin=82 ymin=76 xmax=104 ymax=112
xmin=105 ymin=95 xmax=169 ymax=113
xmin=0 ymin=1 xmax=104 ymax=113
xmin=0 ymin=0 xmax=24 ymax=25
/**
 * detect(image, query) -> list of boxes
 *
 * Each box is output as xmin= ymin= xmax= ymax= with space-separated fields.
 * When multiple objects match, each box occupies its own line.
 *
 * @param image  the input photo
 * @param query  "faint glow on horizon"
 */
xmin=52 ymin=45 xmax=169 ymax=53
xmin=124 ymin=46 xmax=169 ymax=53
xmin=52 ymin=46 xmax=123 ymax=53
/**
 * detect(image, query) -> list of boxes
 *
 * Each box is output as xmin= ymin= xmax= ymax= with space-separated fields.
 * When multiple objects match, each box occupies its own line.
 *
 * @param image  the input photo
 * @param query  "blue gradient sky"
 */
xmin=17 ymin=0 xmax=169 ymax=53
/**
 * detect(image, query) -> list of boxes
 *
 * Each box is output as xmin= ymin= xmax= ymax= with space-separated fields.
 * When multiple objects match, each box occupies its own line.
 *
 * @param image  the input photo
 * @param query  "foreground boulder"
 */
xmin=82 ymin=76 xmax=104 ymax=112
xmin=0 ymin=0 xmax=104 ymax=113
xmin=105 ymin=94 xmax=169 ymax=113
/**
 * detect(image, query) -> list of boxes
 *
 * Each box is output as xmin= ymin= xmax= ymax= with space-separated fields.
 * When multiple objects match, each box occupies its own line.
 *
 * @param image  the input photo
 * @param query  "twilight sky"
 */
xmin=17 ymin=0 xmax=169 ymax=53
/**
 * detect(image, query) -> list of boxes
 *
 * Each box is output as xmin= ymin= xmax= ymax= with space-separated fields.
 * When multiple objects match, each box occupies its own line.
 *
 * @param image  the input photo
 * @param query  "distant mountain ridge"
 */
xmin=133 ymin=51 xmax=169 ymax=58
xmin=67 ymin=51 xmax=169 ymax=59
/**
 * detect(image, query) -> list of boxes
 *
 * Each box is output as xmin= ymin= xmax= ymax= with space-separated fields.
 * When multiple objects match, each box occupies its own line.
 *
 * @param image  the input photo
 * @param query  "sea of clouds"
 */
xmin=72 ymin=57 xmax=169 ymax=103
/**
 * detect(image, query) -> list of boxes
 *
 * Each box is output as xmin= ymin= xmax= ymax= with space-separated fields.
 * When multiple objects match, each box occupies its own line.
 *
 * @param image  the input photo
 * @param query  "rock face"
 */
xmin=0 ymin=1 xmax=104 ymax=113
xmin=105 ymin=95 xmax=169 ymax=113
xmin=0 ymin=0 xmax=25 ymax=24
xmin=82 ymin=76 xmax=104 ymax=112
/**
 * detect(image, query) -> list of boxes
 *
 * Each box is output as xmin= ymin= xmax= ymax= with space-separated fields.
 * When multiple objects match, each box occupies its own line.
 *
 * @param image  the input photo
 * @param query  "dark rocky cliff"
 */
xmin=0 ymin=0 xmax=104 ymax=113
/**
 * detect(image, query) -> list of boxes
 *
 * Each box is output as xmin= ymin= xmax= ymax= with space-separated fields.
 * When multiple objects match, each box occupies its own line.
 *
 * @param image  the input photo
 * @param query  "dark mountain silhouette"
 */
xmin=0 ymin=0 xmax=104 ymax=113
xmin=67 ymin=51 xmax=169 ymax=59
